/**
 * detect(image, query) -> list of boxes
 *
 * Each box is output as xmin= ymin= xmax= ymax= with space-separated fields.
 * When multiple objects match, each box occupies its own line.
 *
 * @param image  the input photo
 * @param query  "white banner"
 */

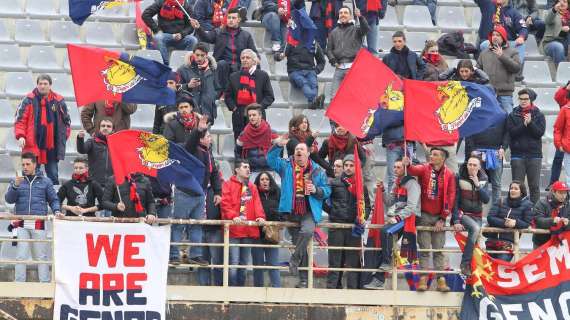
xmin=53 ymin=220 xmax=170 ymax=320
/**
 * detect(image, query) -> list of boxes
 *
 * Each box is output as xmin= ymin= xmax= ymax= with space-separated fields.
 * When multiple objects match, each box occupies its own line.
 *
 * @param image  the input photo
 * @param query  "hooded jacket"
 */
xmin=326 ymin=16 xmax=369 ymax=65
xmin=407 ymin=162 xmax=456 ymax=219
xmin=163 ymin=111 xmax=199 ymax=145
xmin=77 ymin=135 xmax=113 ymax=186
xmin=554 ymin=86 xmax=570 ymax=107
xmin=196 ymin=26 xmax=257 ymax=65
xmin=185 ymin=127 xmax=223 ymax=196
xmin=102 ymin=174 xmax=156 ymax=218
xmin=177 ymin=56 xmax=221 ymax=121
xmin=384 ymin=175 xmax=421 ymax=221
xmin=554 ymin=105 xmax=570 ymax=153
xmin=142 ymin=0 xmax=195 ymax=36
xmin=452 ymin=164 xmax=490 ymax=224
xmin=280 ymin=42 xmax=326 ymax=75
xmin=220 ymin=176 xmax=266 ymax=238
xmin=506 ymin=105 xmax=546 ymax=158
xmin=533 ymin=193 xmax=570 ymax=246
xmin=327 ymin=173 xmax=371 ymax=223
xmin=486 ymin=195 xmax=532 ymax=243
xmin=477 ymin=25 xmax=522 ymax=96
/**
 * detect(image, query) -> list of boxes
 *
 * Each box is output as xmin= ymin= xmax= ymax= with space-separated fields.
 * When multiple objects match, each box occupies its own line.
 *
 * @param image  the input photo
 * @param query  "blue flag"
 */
xmin=69 ymin=0 xmax=128 ymax=25
xmin=287 ymin=7 xmax=317 ymax=52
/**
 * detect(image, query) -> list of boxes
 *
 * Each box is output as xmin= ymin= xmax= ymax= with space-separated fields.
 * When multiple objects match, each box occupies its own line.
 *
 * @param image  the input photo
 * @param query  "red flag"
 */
xmin=325 ymin=49 xmax=403 ymax=138
xmin=367 ymin=183 xmax=385 ymax=247
xmin=135 ymin=0 xmax=151 ymax=48
xmin=352 ymin=144 xmax=366 ymax=238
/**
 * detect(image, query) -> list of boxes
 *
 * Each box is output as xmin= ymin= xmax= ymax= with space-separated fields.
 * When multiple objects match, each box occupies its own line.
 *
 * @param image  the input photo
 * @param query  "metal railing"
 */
xmin=0 ymin=214 xmax=551 ymax=293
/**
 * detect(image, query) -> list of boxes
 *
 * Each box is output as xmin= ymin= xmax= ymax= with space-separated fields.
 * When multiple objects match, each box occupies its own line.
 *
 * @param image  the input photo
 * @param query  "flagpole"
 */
xmin=116 ymin=185 xmax=123 ymax=204
xmin=174 ymin=0 xmax=194 ymax=21
xmin=404 ymin=140 xmax=408 ymax=176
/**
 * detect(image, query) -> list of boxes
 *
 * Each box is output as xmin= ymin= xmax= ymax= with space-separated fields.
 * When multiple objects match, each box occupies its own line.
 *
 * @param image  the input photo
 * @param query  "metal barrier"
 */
xmin=0 ymin=215 xmax=551 ymax=291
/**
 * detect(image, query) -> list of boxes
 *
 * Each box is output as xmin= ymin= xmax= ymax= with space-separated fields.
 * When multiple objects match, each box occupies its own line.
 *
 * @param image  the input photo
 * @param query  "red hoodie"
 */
xmin=554 ymin=86 xmax=570 ymax=108
xmin=221 ymin=176 xmax=266 ymax=239
xmin=407 ymin=163 xmax=456 ymax=219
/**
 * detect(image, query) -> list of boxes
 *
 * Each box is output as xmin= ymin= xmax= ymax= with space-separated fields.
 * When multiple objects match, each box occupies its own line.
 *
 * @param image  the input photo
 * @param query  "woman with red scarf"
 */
xmin=164 ymin=93 xmax=201 ymax=145
xmin=506 ymin=88 xmax=546 ymax=204
xmin=318 ymin=124 xmax=366 ymax=177
xmin=543 ymin=0 xmax=570 ymax=65
xmin=421 ymin=40 xmax=448 ymax=81
xmin=57 ymin=158 xmax=103 ymax=217
xmin=236 ymin=104 xmax=278 ymax=175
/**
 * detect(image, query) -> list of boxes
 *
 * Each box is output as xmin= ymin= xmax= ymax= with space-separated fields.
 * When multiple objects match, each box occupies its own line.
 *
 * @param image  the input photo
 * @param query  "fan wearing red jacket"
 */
xmin=551 ymin=82 xmax=570 ymax=186
xmin=402 ymin=147 xmax=456 ymax=293
xmin=221 ymin=159 xmax=266 ymax=286
xmin=554 ymin=97 xmax=570 ymax=184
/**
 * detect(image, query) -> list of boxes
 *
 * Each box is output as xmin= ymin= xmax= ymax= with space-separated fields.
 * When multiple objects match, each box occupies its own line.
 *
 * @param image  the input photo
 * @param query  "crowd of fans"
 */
xmin=4 ymin=0 xmax=570 ymax=291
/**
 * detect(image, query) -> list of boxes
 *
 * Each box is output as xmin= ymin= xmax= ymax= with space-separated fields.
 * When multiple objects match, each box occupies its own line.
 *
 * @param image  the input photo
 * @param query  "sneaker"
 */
xmin=315 ymin=94 xmax=325 ymax=109
xmin=436 ymin=276 xmax=451 ymax=292
xmin=363 ymin=278 xmax=385 ymax=290
xmin=295 ymin=280 xmax=308 ymax=288
xmin=271 ymin=42 xmax=281 ymax=52
xmin=187 ymin=257 xmax=209 ymax=266
xmin=377 ymin=263 xmax=392 ymax=272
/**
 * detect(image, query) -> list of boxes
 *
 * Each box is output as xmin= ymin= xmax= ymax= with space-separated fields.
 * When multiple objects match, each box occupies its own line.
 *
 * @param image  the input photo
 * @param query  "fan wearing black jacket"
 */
xmin=58 ymin=157 xmax=104 ymax=217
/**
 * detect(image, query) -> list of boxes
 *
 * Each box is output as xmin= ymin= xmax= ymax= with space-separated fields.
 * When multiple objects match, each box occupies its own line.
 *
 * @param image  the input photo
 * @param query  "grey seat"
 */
xmin=0 ymin=153 xmax=14 ymax=182
xmin=59 ymin=156 xmax=76 ymax=182
xmin=5 ymin=72 xmax=34 ymax=98
xmin=136 ymin=49 xmax=163 ymax=63
xmin=66 ymin=102 xmax=82 ymax=129
xmin=288 ymin=85 xmax=308 ymax=107
xmin=59 ymin=0 xmax=69 ymax=16
xmin=470 ymin=8 xmax=481 ymax=29
xmin=266 ymin=108 xmax=292 ymax=134
xmin=28 ymin=45 xmax=62 ymax=72
xmin=5 ymin=134 xmax=21 ymax=155
xmin=50 ymin=21 xmax=82 ymax=47
xmin=65 ymin=136 xmax=78 ymax=156
xmin=26 ymin=0 xmax=60 ymax=19
xmin=91 ymin=2 xmax=128 ymax=22
xmin=169 ymin=50 xmax=189 ymax=70
xmin=219 ymin=160 xmax=233 ymax=180
xmin=0 ymin=0 xmax=25 ymax=17
xmin=556 ymin=62 xmax=570 ymax=85
xmin=259 ymin=54 xmax=273 ymax=77
xmin=273 ymin=60 xmax=288 ymax=81
xmin=130 ymin=105 xmax=155 ymax=130
xmin=210 ymin=107 xmax=232 ymax=135
xmin=63 ymin=51 xmax=71 ymax=72
xmin=525 ymin=34 xmax=543 ymax=60
xmin=406 ymin=32 xmax=431 ymax=52
xmin=0 ymin=100 xmax=13 ymax=126
xmin=378 ymin=6 xmax=402 ymax=30
xmin=372 ymin=138 xmax=387 ymax=165
xmin=522 ymin=61 xmax=554 ymax=87
xmin=302 ymin=109 xmax=332 ymax=136
xmin=437 ymin=6 xmax=469 ymax=31
xmin=271 ymin=81 xmax=287 ymax=107
xmin=14 ymin=20 xmax=48 ymax=45
xmin=0 ymin=21 xmax=11 ymax=43
xmin=378 ymin=31 xmax=393 ymax=53
xmin=533 ymin=87 xmax=558 ymax=115
xmin=318 ymin=63 xmax=335 ymax=82
xmin=402 ymin=5 xmax=437 ymax=31
xmin=121 ymin=23 xmax=141 ymax=50
xmin=0 ymin=44 xmax=26 ymax=71
xmin=221 ymin=134 xmax=235 ymax=161
xmin=84 ymin=22 xmax=120 ymax=47
xmin=48 ymin=73 xmax=74 ymax=100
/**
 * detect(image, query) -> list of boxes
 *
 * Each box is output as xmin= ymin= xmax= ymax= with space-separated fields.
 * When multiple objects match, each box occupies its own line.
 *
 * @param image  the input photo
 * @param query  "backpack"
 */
xmin=437 ymin=32 xmax=476 ymax=59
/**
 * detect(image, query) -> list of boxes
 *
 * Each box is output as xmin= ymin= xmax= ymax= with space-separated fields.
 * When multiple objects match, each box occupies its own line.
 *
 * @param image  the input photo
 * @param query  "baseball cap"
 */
xmin=551 ymin=181 xmax=570 ymax=192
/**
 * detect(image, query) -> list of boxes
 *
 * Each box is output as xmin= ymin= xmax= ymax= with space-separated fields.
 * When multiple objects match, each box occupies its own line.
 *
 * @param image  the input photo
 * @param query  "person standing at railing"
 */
xmin=402 ymin=147 xmax=456 ymax=293
xmin=268 ymin=137 xmax=331 ymax=288
xmin=57 ymin=157 xmax=104 ymax=217
xmin=221 ymin=159 xmax=266 ymax=286
xmin=363 ymin=159 xmax=421 ymax=290
xmin=5 ymin=152 xmax=62 ymax=283
xmin=325 ymin=154 xmax=371 ymax=289
xmin=485 ymin=181 xmax=532 ymax=262
xmin=452 ymin=156 xmax=490 ymax=277
xmin=101 ymin=174 xmax=157 ymax=225
xmin=532 ymin=181 xmax=570 ymax=248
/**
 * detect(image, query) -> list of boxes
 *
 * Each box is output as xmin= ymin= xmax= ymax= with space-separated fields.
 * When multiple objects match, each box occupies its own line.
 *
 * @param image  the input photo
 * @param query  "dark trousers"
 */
xmin=549 ymin=150 xmax=565 ymax=185
xmin=326 ymin=228 xmax=361 ymax=289
xmin=216 ymin=60 xmax=239 ymax=94
xmin=288 ymin=213 xmax=315 ymax=282
xmin=360 ymin=237 xmax=384 ymax=287
xmin=511 ymin=158 xmax=542 ymax=204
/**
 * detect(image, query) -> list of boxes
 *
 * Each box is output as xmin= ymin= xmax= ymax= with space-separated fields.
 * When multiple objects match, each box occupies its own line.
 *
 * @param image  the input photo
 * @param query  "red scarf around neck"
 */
xmin=104 ymin=100 xmax=115 ymax=116
xmin=36 ymin=91 xmax=57 ymax=164
xmin=327 ymin=133 xmax=352 ymax=162
xmin=178 ymin=112 xmax=197 ymax=130
xmin=561 ymin=9 xmax=570 ymax=26
xmin=292 ymin=160 xmax=312 ymax=215
xmin=240 ymin=119 xmax=273 ymax=155
xmin=160 ymin=0 xmax=185 ymax=20
xmin=72 ymin=172 xmax=89 ymax=183
xmin=423 ymin=52 xmax=442 ymax=65
xmin=237 ymin=68 xmax=257 ymax=106
xmin=192 ymin=56 xmax=210 ymax=71
xmin=94 ymin=132 xmax=108 ymax=145
xmin=521 ymin=104 xmax=536 ymax=116
xmin=128 ymin=177 xmax=144 ymax=214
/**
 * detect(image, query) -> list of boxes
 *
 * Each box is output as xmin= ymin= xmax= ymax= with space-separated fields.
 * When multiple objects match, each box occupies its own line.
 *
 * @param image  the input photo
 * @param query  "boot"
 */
xmin=436 ymin=276 xmax=450 ymax=292
xmin=416 ymin=275 xmax=429 ymax=292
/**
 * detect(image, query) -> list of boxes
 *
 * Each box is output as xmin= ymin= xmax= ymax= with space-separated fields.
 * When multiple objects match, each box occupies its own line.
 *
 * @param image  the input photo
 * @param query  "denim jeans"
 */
xmin=43 ymin=161 xmax=59 ymax=185
xmin=480 ymin=40 xmax=526 ymax=65
xmin=550 ymin=150 xmax=565 ymax=185
xmin=169 ymin=190 xmax=205 ymax=260
xmin=460 ymin=215 xmax=482 ymax=268
xmin=289 ymin=70 xmax=318 ymax=103
xmin=330 ymin=68 xmax=350 ymax=105
xmin=262 ymin=12 xmax=287 ymax=45
xmin=15 ymin=228 xmax=50 ymax=282
xmin=154 ymin=32 xmax=198 ymax=65
xmin=380 ymin=223 xmax=402 ymax=266
xmin=565 ymin=153 xmax=570 ymax=184
xmin=386 ymin=145 xmax=406 ymax=193
xmin=497 ymin=95 xmax=514 ymax=114
xmin=545 ymin=40 xmax=568 ymax=66
xmin=229 ymin=237 xmax=255 ymax=286
xmin=287 ymin=213 xmax=316 ymax=282
xmin=198 ymin=229 xmax=223 ymax=286
xmin=365 ymin=19 xmax=378 ymax=55
xmin=484 ymin=159 xmax=503 ymax=206
xmin=313 ymin=18 xmax=328 ymax=50
xmin=252 ymin=242 xmax=281 ymax=287
xmin=529 ymin=18 xmax=546 ymax=42
xmin=511 ymin=158 xmax=542 ymax=203
xmin=156 ymin=204 xmax=172 ymax=219
xmin=413 ymin=0 xmax=436 ymax=24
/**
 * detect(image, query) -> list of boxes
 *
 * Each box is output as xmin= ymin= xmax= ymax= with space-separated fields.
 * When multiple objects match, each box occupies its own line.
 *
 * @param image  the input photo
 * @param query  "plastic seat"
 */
xmin=378 ymin=31 xmax=393 ymax=52
xmin=84 ymin=22 xmax=120 ymax=47
xmin=0 ymin=44 xmax=26 ymax=71
xmin=66 ymin=102 xmax=82 ymax=129
xmin=437 ymin=6 xmax=469 ymax=31
xmin=0 ymin=153 xmax=14 ymax=182
xmin=0 ymin=0 xmax=25 ymax=17
xmin=135 ymin=49 xmax=163 ymax=63
xmin=273 ymin=60 xmax=288 ymax=81
xmin=378 ymin=6 xmax=402 ymax=30
xmin=210 ymin=107 xmax=232 ymax=135
xmin=63 ymin=51 xmax=71 ymax=72
xmin=0 ymin=100 xmax=13 ymax=126
xmin=221 ymin=134 xmax=235 ymax=161
xmin=525 ymin=34 xmax=543 ymax=60
xmin=4 ymin=72 xmax=33 ymax=99
xmin=318 ymin=63 xmax=335 ymax=82
xmin=533 ymin=87 xmax=558 ymax=115
xmin=218 ymin=160 xmax=233 ymax=181
xmin=266 ymin=108 xmax=292 ymax=134
xmin=544 ymin=115 xmax=557 ymax=165
xmin=121 ymin=23 xmax=141 ymax=50
xmin=406 ymin=32 xmax=431 ymax=52
xmin=65 ymin=136 xmax=78 ymax=155
xmin=28 ymin=45 xmax=62 ymax=72
xmin=556 ymin=62 xmax=570 ymax=85
xmin=288 ymin=85 xmax=308 ymax=107
xmin=14 ymin=20 xmax=48 ymax=45
xmin=0 ymin=21 xmax=11 ymax=43
xmin=5 ymin=134 xmax=21 ymax=155
xmin=402 ymin=5 xmax=437 ymax=31
xmin=302 ymin=109 xmax=332 ymax=136
xmin=522 ymin=61 xmax=554 ymax=87
xmin=270 ymin=81 xmax=287 ymax=107
xmin=130 ymin=105 xmax=155 ymax=130
xmin=259 ymin=54 xmax=272 ymax=77
xmin=59 ymin=156 xmax=76 ymax=182
xmin=470 ymin=8 xmax=481 ymax=29
xmin=59 ymin=0 xmax=69 ymax=17
xmin=372 ymin=138 xmax=387 ymax=165
xmin=91 ymin=2 xmax=128 ymax=22
xmin=50 ymin=21 xmax=82 ymax=47
xmin=169 ymin=50 xmax=189 ymax=70
xmin=48 ymin=73 xmax=74 ymax=100
xmin=26 ymin=0 xmax=60 ymax=19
